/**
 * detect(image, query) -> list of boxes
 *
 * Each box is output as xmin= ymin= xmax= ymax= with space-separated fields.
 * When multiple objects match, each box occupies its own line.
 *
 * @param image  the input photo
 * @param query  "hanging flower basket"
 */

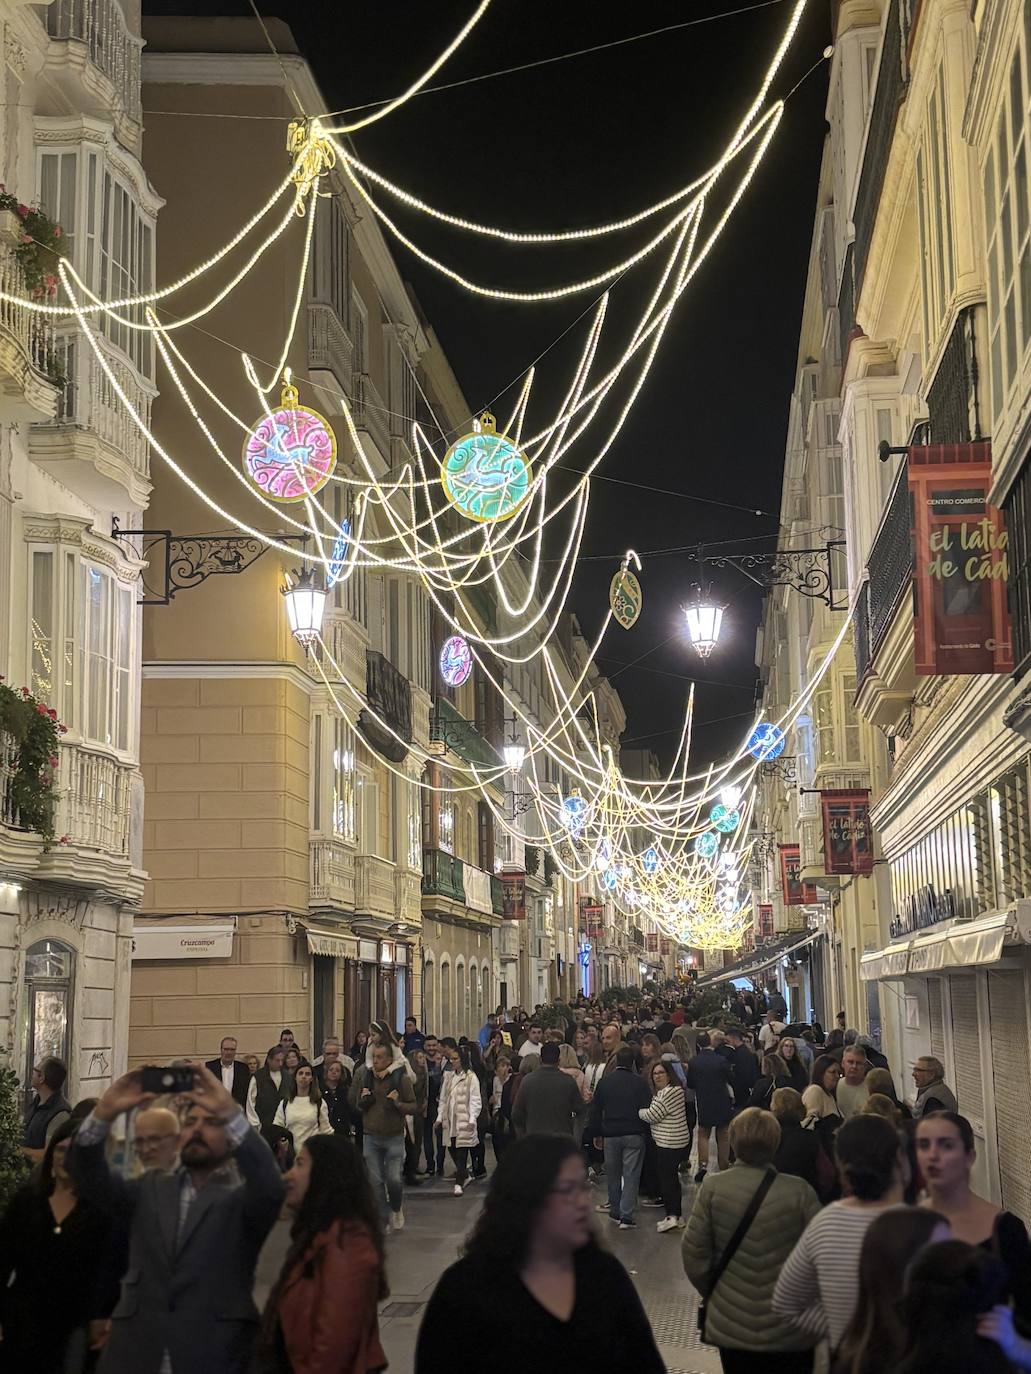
xmin=0 ymin=679 xmax=64 ymax=844
xmin=0 ymin=189 xmax=65 ymax=300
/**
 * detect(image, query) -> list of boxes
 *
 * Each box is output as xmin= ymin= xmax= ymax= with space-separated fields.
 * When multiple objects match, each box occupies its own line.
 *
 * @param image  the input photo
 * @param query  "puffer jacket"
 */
xmin=682 ymin=1163 xmax=820 ymax=1351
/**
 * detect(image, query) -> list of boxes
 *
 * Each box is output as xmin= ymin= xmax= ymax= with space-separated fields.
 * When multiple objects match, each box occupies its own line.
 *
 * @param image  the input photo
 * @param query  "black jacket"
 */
xmin=725 ymin=1043 xmax=760 ymax=1106
xmin=512 ymin=1067 xmax=585 ymax=1138
xmin=686 ymin=1050 xmax=734 ymax=1127
xmin=587 ymin=1068 xmax=651 ymax=1138
xmin=204 ymin=1059 xmax=251 ymax=1109
xmin=772 ymin=1120 xmax=822 ymax=1193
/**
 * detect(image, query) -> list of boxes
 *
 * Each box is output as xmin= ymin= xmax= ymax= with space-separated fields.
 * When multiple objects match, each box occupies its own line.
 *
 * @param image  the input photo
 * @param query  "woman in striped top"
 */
xmin=639 ymin=1060 xmax=691 ymax=1233
xmin=772 ymin=1114 xmax=908 ymax=1352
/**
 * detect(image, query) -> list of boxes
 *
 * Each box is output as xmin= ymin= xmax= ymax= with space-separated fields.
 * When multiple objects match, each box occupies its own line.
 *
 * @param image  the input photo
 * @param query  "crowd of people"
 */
xmin=3 ymin=985 xmax=1031 ymax=1373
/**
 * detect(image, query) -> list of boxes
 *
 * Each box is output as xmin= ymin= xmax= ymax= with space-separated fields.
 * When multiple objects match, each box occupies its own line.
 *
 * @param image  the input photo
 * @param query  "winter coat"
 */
xmin=273 ymin=1219 xmax=386 ymax=1374
xmin=686 ymin=1049 xmax=734 ymax=1127
xmin=638 ymin=1083 xmax=691 ymax=1149
xmin=436 ymin=1069 xmax=481 ymax=1147
xmin=682 ymin=1163 xmax=821 ymax=1352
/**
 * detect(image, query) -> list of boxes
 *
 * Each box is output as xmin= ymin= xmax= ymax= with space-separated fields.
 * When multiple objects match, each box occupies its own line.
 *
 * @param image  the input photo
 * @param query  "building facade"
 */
xmin=767 ymin=0 xmax=1031 ymax=1217
xmin=0 ymin=0 xmax=156 ymax=1100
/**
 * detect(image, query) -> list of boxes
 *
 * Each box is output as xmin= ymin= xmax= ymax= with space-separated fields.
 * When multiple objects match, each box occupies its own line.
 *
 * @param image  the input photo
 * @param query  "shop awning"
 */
xmin=304 ymin=924 xmax=358 ymax=959
xmin=699 ymin=929 xmax=822 ymax=985
xmin=132 ymin=920 xmax=235 ymax=960
xmin=859 ymin=909 xmax=1015 ymax=981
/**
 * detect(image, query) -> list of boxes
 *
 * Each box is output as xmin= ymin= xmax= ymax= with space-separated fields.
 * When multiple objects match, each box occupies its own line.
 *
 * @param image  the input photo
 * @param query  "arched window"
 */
xmin=423 ymin=958 xmax=435 ymax=1035
xmin=440 ymin=961 xmax=451 ymax=1039
xmin=23 ymin=938 xmax=74 ymax=1090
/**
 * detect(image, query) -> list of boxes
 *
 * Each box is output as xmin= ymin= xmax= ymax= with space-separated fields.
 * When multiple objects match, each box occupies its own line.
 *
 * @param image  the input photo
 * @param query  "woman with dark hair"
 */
xmin=896 ymin=1241 xmax=1011 ymax=1374
xmin=436 ymin=1042 xmax=481 ymax=1196
xmin=802 ymin=1055 xmax=843 ymax=1119
xmin=273 ymin=1061 xmax=333 ymax=1154
xmin=260 ymin=1134 xmax=387 ymax=1373
xmin=833 ymin=1207 xmax=950 ymax=1374
xmin=0 ymin=1119 xmax=112 ymax=1372
xmin=746 ymin=1053 xmax=791 ymax=1110
xmin=466 ymin=1040 xmax=490 ymax=1181
xmin=348 ymin=1029 xmax=369 ymax=1063
xmin=415 ymin=1135 xmax=664 ymax=1372
xmin=322 ymin=1058 xmax=354 ymax=1137
xmin=638 ymin=1059 xmax=690 ymax=1232
xmin=916 ymin=1111 xmax=1031 ymax=1331
xmin=773 ymin=1114 xmax=907 ymax=1354
xmin=777 ymin=1037 xmax=809 ymax=1094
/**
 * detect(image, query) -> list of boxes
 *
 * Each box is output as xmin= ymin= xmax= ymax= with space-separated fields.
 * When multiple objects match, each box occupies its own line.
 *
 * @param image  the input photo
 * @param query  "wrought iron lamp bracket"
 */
xmin=694 ymin=542 xmax=846 ymax=609
xmin=111 ymin=520 xmax=309 ymax=605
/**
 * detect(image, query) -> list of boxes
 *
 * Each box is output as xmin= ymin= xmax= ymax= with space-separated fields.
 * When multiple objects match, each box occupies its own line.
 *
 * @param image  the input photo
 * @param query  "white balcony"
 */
xmin=355 ymin=853 xmax=397 ymax=922
xmin=30 ymin=334 xmax=153 ymax=507
xmin=0 ymin=233 xmax=60 ymax=422
xmin=38 ymin=741 xmax=141 ymax=899
xmin=351 ymin=372 xmax=391 ymax=476
xmin=310 ymin=837 xmax=356 ymax=910
xmin=498 ymin=922 xmax=521 ymax=958
xmin=44 ymin=0 xmax=144 ymax=152
xmin=307 ymin=303 xmax=352 ymax=396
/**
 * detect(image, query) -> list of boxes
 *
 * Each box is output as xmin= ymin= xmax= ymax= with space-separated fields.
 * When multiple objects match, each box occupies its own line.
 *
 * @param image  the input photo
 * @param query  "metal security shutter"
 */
xmin=949 ymin=974 xmax=983 ymax=1119
xmin=988 ymin=970 xmax=1031 ymax=1223
xmin=927 ymin=978 xmax=947 ymax=1063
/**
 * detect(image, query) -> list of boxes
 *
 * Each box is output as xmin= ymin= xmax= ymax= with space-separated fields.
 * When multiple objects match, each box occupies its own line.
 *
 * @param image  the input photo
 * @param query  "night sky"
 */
xmin=143 ymin=0 xmax=831 ymax=767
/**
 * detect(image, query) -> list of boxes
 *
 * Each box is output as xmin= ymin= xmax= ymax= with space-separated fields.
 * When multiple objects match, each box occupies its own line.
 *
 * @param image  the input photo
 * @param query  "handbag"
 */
xmin=697 ymin=1167 xmax=776 ymax=1340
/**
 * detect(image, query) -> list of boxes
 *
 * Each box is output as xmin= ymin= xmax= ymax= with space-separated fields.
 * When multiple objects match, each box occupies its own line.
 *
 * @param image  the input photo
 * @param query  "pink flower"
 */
xmin=36 ymin=703 xmax=48 ymax=716
xmin=58 ymin=835 xmax=70 ymax=845
xmin=20 ymin=687 xmax=29 ymax=696
xmin=47 ymin=708 xmax=57 ymax=720
xmin=17 ymin=204 xmax=28 ymax=217
xmin=58 ymin=724 xmax=68 ymax=735
xmin=53 ymin=227 xmax=61 ymax=238
xmin=48 ymin=755 xmax=58 ymax=767
xmin=21 ymin=234 xmax=31 ymax=244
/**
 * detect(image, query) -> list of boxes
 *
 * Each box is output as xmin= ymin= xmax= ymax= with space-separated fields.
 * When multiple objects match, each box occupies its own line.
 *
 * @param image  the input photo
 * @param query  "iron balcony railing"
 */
xmin=1004 ymin=458 xmax=1031 ymax=680
xmin=867 ymin=460 xmax=913 ymax=654
xmin=854 ymin=582 xmax=872 ymax=683
xmin=853 ymin=0 xmax=906 ymax=294
xmin=926 ymin=306 xmax=984 ymax=445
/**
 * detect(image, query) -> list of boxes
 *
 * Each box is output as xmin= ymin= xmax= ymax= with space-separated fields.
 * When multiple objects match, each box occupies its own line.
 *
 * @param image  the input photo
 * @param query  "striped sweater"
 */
xmin=772 ymin=1200 xmax=906 ymax=1349
xmin=638 ymin=1083 xmax=691 ymax=1148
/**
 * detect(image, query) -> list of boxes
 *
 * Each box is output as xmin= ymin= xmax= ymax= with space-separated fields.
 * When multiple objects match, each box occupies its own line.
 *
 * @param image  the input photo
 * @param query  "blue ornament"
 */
xmin=326 ymin=518 xmax=351 ymax=589
xmin=561 ymin=795 xmax=587 ymax=836
xmin=709 ymin=803 xmax=740 ymax=833
xmin=747 ymin=723 xmax=785 ymax=761
xmin=602 ymin=868 xmax=617 ymax=891
xmin=642 ymin=846 xmax=660 ymax=874
xmin=441 ymin=412 xmax=532 ymax=523
xmin=695 ymin=831 xmax=719 ymax=858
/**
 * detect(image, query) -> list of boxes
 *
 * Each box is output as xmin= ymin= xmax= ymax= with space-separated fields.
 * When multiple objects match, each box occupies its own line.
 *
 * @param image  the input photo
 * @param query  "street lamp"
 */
xmin=503 ymin=736 xmax=526 ymax=772
xmin=683 ymin=586 xmax=724 ymax=659
xmin=282 ymin=565 xmax=326 ymax=650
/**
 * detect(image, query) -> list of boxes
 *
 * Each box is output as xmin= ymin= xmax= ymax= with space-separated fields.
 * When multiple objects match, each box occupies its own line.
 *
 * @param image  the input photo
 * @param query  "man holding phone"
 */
xmin=70 ymin=1061 xmax=283 ymax=1374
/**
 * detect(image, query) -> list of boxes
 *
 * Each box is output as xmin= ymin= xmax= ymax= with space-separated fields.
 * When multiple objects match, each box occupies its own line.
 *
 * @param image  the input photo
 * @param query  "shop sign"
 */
xmin=132 ymin=922 xmax=234 ymax=960
xmin=821 ymin=789 xmax=874 ymax=875
xmin=780 ymin=844 xmax=818 ymax=906
xmin=502 ymin=873 xmax=526 ymax=919
xmin=910 ymin=443 xmax=1013 ymax=675
xmin=580 ymin=899 xmax=603 ymax=938
xmin=758 ymin=903 xmax=774 ymax=939
xmin=889 ymin=884 xmax=956 ymax=938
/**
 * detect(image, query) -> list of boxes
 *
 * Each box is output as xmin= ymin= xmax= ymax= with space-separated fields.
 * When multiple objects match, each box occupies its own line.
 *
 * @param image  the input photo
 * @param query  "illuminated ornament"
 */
xmin=326 ymin=518 xmax=351 ymax=588
xmin=595 ymin=838 xmax=613 ymax=873
xmin=439 ymin=635 xmax=473 ymax=687
xmin=440 ymin=411 xmax=532 ymax=523
xmin=243 ymin=372 xmax=337 ymax=503
xmin=695 ymin=831 xmax=718 ymax=859
xmin=561 ymin=794 xmax=588 ymax=836
xmin=747 ymin=722 xmax=785 ymax=760
xmin=642 ymin=846 xmax=660 ymax=874
xmin=602 ymin=868 xmax=617 ymax=891
xmin=709 ymin=803 xmax=740 ymax=833
xmin=610 ymin=566 xmax=643 ymax=629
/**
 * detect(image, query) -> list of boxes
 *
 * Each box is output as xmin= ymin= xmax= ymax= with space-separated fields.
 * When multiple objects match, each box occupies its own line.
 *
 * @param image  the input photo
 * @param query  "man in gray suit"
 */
xmin=71 ymin=1061 xmax=284 ymax=1374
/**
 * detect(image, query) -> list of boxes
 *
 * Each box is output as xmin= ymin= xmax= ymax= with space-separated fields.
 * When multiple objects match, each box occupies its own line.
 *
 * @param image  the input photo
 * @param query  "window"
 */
xmin=985 ymin=31 xmax=1031 ymax=424
xmin=23 ymin=939 xmax=74 ymax=1103
xmin=30 ymin=551 xmax=54 ymax=703
xmin=332 ymin=717 xmax=356 ymax=841
xmin=840 ymin=673 xmax=860 ymax=761
xmin=311 ymin=194 xmax=349 ymax=324
xmin=351 ymin=291 xmax=368 ymax=373
xmin=37 ymin=147 xmax=155 ymax=380
xmin=438 ymin=799 xmax=454 ymax=854
xmin=815 ymin=683 xmax=834 ymax=765
xmin=82 ymin=565 xmax=132 ymax=752
xmin=917 ymin=63 xmax=957 ymax=356
xmin=358 ymin=769 xmax=379 ymax=857
xmin=407 ymin=781 xmax=421 ymax=869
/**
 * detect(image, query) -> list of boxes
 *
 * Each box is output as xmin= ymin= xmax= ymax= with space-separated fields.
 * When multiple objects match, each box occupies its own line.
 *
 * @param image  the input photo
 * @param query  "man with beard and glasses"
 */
xmin=69 ymin=1061 xmax=283 ymax=1374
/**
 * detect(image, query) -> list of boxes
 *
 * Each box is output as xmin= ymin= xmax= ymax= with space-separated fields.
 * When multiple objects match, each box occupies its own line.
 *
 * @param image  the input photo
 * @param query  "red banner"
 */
xmin=645 ymin=933 xmax=659 ymax=952
xmin=580 ymin=901 xmax=603 ymax=938
xmin=660 ymin=937 xmax=672 ymax=956
xmin=780 ymin=844 xmax=818 ymax=906
xmin=759 ymin=903 xmax=774 ymax=939
xmin=502 ymin=873 xmax=525 ymax=919
xmin=821 ymin=789 xmax=874 ymax=875
xmin=910 ymin=444 xmax=1013 ymax=675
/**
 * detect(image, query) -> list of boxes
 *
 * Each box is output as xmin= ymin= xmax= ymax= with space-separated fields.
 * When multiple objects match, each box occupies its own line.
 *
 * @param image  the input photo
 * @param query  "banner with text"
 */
xmin=780 ymin=844 xmax=818 ymax=906
xmin=909 ymin=443 xmax=1013 ymax=675
xmin=821 ymin=789 xmax=874 ymax=875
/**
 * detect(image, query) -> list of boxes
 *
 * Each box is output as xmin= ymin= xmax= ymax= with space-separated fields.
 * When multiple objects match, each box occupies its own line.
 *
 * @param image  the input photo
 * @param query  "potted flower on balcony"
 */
xmin=0 ymin=189 xmax=65 ymax=298
xmin=0 ymin=678 xmax=65 ymax=845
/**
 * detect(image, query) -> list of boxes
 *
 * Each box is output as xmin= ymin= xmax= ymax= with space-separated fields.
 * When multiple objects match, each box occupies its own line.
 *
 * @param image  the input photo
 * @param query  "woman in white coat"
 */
xmin=273 ymin=1062 xmax=333 ymax=1157
xmin=436 ymin=1042 xmax=482 ymax=1196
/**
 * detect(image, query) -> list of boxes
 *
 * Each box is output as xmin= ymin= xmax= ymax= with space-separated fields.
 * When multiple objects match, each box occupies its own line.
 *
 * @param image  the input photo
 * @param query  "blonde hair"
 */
xmin=728 ymin=1106 xmax=781 ymax=1165
xmin=862 ymin=1093 xmax=902 ymax=1125
xmin=865 ymin=1068 xmax=895 ymax=1098
xmin=770 ymin=1087 xmax=805 ymax=1125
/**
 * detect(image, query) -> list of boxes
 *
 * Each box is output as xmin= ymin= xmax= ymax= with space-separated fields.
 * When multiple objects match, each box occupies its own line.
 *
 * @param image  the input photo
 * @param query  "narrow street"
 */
xmin=255 ymin=1168 xmax=718 ymax=1373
